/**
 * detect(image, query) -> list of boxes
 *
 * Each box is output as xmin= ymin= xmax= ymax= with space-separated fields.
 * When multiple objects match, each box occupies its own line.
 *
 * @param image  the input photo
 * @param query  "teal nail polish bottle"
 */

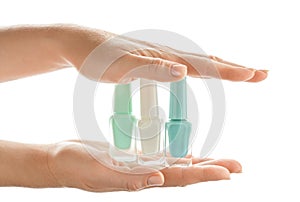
xmin=109 ymin=83 xmax=137 ymax=162
xmin=165 ymin=77 xmax=192 ymax=160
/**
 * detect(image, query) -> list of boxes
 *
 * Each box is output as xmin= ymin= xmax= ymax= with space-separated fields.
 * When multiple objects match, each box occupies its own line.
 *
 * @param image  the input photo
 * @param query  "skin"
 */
xmin=0 ymin=24 xmax=267 ymax=192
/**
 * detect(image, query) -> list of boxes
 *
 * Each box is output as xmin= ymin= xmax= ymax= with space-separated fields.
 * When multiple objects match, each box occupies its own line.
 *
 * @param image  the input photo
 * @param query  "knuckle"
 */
xmin=150 ymin=58 xmax=163 ymax=66
xmin=149 ymin=58 xmax=164 ymax=73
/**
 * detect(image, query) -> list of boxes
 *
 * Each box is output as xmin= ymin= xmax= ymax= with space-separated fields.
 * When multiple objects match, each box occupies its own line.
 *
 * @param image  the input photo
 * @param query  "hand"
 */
xmin=47 ymin=140 xmax=242 ymax=192
xmin=62 ymin=25 xmax=268 ymax=83
xmin=0 ymin=25 xmax=267 ymax=83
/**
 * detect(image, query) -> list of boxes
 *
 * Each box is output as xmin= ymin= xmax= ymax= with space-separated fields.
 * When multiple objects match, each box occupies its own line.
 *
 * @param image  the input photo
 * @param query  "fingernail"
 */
xmin=147 ymin=175 xmax=164 ymax=186
xmin=260 ymin=69 xmax=269 ymax=74
xmin=171 ymin=64 xmax=187 ymax=77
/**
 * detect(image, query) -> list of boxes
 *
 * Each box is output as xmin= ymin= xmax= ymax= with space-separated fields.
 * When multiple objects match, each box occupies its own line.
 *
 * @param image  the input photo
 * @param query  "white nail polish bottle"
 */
xmin=138 ymin=79 xmax=165 ymax=165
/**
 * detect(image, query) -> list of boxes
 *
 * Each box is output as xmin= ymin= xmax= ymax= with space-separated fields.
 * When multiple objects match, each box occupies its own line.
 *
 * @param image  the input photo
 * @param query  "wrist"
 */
xmin=0 ymin=141 xmax=60 ymax=187
xmin=46 ymin=141 xmax=85 ymax=189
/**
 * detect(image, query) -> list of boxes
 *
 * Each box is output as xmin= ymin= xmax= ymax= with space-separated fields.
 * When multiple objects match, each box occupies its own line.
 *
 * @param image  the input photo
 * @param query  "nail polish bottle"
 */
xmin=138 ymin=79 xmax=164 ymax=165
xmin=109 ymin=83 xmax=137 ymax=162
xmin=165 ymin=77 xmax=192 ymax=165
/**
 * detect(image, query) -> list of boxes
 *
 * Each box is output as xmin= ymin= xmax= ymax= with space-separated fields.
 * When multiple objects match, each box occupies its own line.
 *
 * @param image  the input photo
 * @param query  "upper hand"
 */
xmin=63 ymin=26 xmax=268 ymax=83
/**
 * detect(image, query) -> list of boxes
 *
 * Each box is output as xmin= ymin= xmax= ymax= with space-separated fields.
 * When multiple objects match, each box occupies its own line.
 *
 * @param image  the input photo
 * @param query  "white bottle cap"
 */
xmin=140 ymin=79 xmax=159 ymax=119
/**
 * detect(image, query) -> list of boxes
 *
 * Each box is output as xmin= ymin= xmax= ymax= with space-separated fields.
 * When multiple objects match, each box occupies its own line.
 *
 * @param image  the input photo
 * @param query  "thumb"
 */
xmin=126 ymin=55 xmax=187 ymax=82
xmin=118 ymin=169 xmax=164 ymax=191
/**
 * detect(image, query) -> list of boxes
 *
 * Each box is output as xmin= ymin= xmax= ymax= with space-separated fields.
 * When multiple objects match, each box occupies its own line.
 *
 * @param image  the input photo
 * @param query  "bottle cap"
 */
xmin=169 ymin=77 xmax=187 ymax=120
xmin=113 ymin=83 xmax=132 ymax=114
xmin=140 ymin=79 xmax=159 ymax=119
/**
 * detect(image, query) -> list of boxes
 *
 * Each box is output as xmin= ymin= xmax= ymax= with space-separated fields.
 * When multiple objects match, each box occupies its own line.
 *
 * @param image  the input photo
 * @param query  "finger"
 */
xmin=161 ymin=165 xmax=230 ymax=187
xmin=245 ymin=70 xmax=268 ymax=82
xmin=196 ymin=159 xmax=242 ymax=173
xmin=137 ymin=47 xmax=268 ymax=82
xmin=192 ymin=157 xmax=214 ymax=164
xmin=113 ymin=167 xmax=165 ymax=191
xmin=209 ymin=56 xmax=268 ymax=82
xmin=84 ymin=163 xmax=164 ymax=192
xmin=159 ymin=51 xmax=265 ymax=82
xmin=209 ymin=55 xmax=246 ymax=68
xmin=210 ymin=61 xmax=256 ymax=81
xmin=123 ymin=54 xmax=187 ymax=82
xmin=166 ymin=156 xmax=213 ymax=165
xmin=158 ymin=53 xmax=256 ymax=81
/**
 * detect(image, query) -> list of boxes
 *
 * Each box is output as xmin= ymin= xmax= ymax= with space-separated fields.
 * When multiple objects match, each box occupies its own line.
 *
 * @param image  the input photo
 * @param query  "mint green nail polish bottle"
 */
xmin=109 ymin=83 xmax=137 ymax=162
xmin=165 ymin=77 xmax=192 ymax=165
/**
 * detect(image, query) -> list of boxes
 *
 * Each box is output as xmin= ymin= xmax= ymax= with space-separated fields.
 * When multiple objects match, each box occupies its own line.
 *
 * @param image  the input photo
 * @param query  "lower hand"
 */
xmin=47 ymin=140 xmax=242 ymax=192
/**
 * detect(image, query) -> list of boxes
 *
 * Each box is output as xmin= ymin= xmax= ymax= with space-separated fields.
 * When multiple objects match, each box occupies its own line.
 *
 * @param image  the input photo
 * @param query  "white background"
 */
xmin=1 ymin=0 xmax=299 ymax=201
